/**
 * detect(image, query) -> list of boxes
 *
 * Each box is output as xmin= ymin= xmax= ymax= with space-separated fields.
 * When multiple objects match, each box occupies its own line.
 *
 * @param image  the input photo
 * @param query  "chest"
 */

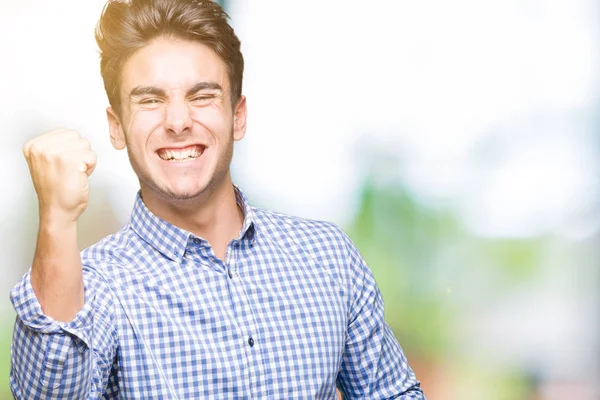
xmin=112 ymin=248 xmax=347 ymax=398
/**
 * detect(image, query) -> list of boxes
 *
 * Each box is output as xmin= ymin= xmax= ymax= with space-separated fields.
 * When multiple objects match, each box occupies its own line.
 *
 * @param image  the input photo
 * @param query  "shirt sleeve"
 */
xmin=9 ymin=265 xmax=118 ymax=399
xmin=336 ymin=234 xmax=426 ymax=399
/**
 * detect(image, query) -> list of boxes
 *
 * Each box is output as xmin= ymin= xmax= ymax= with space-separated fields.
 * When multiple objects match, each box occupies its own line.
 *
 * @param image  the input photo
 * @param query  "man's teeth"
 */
xmin=159 ymin=147 xmax=204 ymax=161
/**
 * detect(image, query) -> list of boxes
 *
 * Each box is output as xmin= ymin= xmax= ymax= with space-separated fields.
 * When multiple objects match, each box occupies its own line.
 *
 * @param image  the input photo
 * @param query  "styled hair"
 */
xmin=95 ymin=0 xmax=244 ymax=113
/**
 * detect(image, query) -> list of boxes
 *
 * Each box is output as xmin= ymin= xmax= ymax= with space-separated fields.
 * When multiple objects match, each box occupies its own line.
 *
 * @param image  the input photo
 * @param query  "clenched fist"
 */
xmin=23 ymin=129 xmax=97 ymax=223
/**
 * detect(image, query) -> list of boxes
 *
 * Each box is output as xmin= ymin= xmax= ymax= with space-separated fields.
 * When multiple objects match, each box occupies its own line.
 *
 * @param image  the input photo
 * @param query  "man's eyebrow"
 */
xmin=129 ymin=86 xmax=166 ymax=98
xmin=187 ymin=82 xmax=223 ymax=96
xmin=128 ymin=82 xmax=223 ymax=98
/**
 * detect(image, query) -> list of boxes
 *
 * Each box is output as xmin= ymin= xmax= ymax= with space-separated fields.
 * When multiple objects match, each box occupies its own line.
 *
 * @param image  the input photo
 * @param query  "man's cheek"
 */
xmin=200 ymin=117 xmax=224 ymax=132
xmin=128 ymin=109 xmax=163 ymax=136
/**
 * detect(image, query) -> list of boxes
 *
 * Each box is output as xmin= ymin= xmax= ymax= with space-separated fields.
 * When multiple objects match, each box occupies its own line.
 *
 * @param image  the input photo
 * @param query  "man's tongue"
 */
xmin=158 ymin=145 xmax=204 ymax=161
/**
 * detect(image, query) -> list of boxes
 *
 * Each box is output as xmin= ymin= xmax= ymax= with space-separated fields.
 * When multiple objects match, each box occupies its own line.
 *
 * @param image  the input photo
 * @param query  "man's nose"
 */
xmin=164 ymin=98 xmax=192 ymax=135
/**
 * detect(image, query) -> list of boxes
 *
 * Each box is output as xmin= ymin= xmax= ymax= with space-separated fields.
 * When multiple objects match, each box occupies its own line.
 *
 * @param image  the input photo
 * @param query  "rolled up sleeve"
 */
xmin=10 ymin=267 xmax=118 ymax=399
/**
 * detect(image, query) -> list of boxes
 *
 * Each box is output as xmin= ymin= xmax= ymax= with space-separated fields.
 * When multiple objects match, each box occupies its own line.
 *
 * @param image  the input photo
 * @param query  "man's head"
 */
xmin=95 ymin=0 xmax=247 ymax=206
xmin=96 ymin=0 xmax=244 ymax=114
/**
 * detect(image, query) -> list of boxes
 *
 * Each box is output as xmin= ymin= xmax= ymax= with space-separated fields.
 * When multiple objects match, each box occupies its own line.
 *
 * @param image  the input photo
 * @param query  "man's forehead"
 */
xmin=120 ymin=37 xmax=229 ymax=94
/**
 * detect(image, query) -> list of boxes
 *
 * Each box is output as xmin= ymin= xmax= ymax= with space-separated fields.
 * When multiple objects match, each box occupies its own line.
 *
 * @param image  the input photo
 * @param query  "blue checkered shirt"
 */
xmin=10 ymin=186 xmax=424 ymax=399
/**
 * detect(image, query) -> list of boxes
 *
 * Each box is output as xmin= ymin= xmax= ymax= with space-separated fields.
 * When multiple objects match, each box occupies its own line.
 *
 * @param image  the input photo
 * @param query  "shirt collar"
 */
xmin=233 ymin=184 xmax=256 ymax=242
xmin=130 ymin=185 xmax=256 ymax=262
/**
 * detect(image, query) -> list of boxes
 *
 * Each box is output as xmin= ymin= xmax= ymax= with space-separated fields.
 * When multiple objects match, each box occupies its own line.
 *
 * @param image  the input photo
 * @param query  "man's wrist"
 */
xmin=38 ymin=208 xmax=79 ymax=231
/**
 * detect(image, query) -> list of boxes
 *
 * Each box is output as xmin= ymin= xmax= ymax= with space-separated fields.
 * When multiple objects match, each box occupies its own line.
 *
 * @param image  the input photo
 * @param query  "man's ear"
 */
xmin=233 ymin=95 xmax=247 ymax=142
xmin=106 ymin=106 xmax=126 ymax=150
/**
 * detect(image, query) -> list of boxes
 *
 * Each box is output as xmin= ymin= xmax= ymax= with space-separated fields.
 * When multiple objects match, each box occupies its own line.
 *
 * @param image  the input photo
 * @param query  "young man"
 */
xmin=10 ymin=0 xmax=424 ymax=398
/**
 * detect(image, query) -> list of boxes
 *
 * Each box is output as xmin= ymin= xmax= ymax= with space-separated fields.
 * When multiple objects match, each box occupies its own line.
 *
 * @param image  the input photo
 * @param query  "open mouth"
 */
xmin=157 ymin=145 xmax=206 ymax=162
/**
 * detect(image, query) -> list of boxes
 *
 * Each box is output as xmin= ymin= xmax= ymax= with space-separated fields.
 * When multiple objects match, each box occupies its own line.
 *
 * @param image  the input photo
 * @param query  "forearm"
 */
xmin=24 ymin=128 xmax=96 ymax=322
xmin=31 ymin=216 xmax=84 ymax=322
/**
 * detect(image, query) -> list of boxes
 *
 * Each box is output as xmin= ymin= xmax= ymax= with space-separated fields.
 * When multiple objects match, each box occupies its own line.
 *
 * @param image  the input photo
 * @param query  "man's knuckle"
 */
xmin=28 ymin=142 xmax=43 ymax=156
xmin=66 ymin=130 xmax=81 ymax=139
xmin=80 ymin=138 xmax=92 ymax=149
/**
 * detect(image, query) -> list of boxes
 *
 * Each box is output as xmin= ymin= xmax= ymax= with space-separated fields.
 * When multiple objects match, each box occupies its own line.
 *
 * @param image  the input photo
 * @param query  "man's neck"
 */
xmin=140 ymin=176 xmax=244 ymax=260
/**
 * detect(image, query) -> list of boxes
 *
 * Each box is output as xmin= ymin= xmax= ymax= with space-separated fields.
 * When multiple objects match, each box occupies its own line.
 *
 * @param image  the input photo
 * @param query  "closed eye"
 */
xmin=190 ymin=95 xmax=215 ymax=103
xmin=139 ymin=98 xmax=162 ymax=104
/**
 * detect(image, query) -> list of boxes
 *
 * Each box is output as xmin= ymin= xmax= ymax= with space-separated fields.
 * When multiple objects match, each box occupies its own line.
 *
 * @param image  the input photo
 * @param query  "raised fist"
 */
xmin=23 ymin=129 xmax=97 ymax=223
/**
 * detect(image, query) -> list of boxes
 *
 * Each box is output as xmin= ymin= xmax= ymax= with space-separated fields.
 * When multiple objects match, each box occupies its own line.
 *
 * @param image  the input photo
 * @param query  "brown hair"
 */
xmin=95 ymin=0 xmax=244 ymax=114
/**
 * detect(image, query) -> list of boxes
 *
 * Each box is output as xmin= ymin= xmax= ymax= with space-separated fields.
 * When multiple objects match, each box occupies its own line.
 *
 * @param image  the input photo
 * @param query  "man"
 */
xmin=10 ymin=0 xmax=425 ymax=398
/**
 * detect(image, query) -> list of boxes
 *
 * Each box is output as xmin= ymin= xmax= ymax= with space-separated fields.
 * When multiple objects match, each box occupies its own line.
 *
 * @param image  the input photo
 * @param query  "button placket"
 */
xmin=226 ymin=244 xmax=237 ymax=279
xmin=225 ymin=246 xmax=264 ymax=398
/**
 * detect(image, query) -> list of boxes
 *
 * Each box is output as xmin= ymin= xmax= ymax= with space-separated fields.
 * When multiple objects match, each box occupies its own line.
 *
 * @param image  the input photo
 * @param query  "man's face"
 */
xmin=107 ymin=36 xmax=246 ymax=203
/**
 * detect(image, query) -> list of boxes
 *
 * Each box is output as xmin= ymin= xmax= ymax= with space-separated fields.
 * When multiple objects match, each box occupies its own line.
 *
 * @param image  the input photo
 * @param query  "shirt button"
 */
xmin=228 ymin=270 xmax=233 ymax=279
xmin=248 ymin=337 xmax=254 ymax=347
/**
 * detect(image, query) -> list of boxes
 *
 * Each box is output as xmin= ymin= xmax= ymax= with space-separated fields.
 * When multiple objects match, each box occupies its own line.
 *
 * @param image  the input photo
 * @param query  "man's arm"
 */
xmin=336 ymin=233 xmax=425 ymax=399
xmin=10 ymin=129 xmax=117 ymax=398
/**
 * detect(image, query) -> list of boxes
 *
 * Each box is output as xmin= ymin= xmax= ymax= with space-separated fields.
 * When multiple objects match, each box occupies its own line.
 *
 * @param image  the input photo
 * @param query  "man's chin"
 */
xmin=161 ymin=187 xmax=206 ymax=202
xmin=139 ymin=172 xmax=224 ymax=204
xmin=141 ymin=181 xmax=207 ymax=202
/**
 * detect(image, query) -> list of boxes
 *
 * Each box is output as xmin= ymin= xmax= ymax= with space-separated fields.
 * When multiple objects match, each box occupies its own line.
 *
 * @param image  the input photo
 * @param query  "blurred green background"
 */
xmin=2 ymin=0 xmax=599 ymax=399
